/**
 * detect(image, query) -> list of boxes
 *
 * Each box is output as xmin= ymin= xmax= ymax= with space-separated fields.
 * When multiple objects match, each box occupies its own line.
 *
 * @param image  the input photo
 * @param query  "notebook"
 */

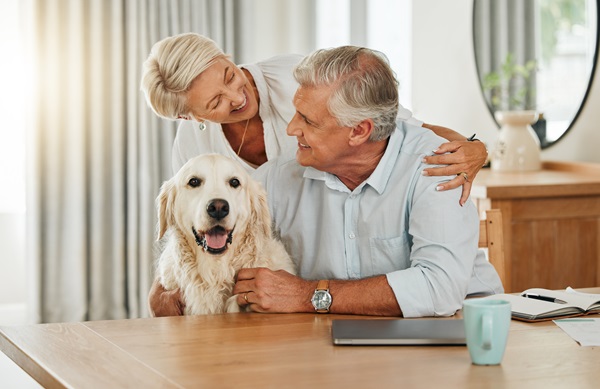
xmin=331 ymin=318 xmax=466 ymax=346
xmin=482 ymin=287 xmax=600 ymax=322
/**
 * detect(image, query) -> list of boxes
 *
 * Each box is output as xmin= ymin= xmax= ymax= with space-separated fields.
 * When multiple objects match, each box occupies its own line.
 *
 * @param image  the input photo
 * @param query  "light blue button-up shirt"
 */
xmin=254 ymin=122 xmax=503 ymax=317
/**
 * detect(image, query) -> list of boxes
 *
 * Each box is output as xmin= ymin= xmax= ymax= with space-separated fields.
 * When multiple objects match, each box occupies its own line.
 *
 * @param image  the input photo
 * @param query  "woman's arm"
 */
xmin=421 ymin=123 xmax=488 ymax=206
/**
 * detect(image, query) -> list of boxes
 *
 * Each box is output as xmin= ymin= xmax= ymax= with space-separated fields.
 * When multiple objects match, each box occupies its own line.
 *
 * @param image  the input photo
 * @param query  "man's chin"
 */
xmin=295 ymin=151 xmax=312 ymax=167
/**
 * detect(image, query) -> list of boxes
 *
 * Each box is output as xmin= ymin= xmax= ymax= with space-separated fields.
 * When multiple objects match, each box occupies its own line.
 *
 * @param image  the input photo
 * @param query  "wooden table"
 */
xmin=472 ymin=161 xmax=600 ymax=292
xmin=2 ymin=289 xmax=600 ymax=389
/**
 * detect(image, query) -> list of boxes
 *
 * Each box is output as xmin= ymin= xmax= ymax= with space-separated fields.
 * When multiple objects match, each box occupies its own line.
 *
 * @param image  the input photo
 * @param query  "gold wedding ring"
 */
xmin=458 ymin=172 xmax=469 ymax=182
xmin=244 ymin=293 xmax=249 ymax=303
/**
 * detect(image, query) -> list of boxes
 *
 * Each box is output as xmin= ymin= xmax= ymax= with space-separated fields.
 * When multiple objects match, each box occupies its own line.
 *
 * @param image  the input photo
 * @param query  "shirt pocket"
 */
xmin=368 ymin=235 xmax=411 ymax=275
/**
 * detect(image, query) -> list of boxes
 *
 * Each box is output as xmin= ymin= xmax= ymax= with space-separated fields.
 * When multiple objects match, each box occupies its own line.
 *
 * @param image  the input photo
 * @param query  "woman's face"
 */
xmin=186 ymin=57 xmax=258 ymax=124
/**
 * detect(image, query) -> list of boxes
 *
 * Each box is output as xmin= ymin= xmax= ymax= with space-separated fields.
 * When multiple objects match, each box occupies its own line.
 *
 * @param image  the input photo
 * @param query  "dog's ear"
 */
xmin=157 ymin=179 xmax=177 ymax=240
xmin=248 ymin=180 xmax=272 ymax=238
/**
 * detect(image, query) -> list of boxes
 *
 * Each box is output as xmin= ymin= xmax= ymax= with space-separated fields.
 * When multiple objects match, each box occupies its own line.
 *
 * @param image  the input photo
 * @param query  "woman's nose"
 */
xmin=225 ymin=88 xmax=245 ymax=107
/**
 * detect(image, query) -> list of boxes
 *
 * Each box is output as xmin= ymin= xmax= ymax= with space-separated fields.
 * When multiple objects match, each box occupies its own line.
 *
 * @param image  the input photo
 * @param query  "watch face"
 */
xmin=311 ymin=290 xmax=332 ymax=310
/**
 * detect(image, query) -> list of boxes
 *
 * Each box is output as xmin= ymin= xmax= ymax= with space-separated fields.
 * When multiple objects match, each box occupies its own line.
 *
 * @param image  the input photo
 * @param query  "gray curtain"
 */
xmin=474 ymin=0 xmax=538 ymax=110
xmin=26 ymin=0 xmax=240 ymax=323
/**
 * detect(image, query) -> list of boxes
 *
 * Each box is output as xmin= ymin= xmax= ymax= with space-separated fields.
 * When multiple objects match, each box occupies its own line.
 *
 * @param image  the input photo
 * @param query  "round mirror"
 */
xmin=473 ymin=0 xmax=599 ymax=148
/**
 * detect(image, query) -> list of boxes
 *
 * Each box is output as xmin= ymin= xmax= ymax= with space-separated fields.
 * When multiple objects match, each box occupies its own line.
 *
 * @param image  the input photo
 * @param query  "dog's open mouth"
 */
xmin=192 ymin=226 xmax=233 ymax=255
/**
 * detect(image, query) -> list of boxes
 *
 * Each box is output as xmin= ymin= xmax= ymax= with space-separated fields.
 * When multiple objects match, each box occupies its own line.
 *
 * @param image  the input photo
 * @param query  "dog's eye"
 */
xmin=188 ymin=177 xmax=202 ymax=188
xmin=229 ymin=178 xmax=240 ymax=188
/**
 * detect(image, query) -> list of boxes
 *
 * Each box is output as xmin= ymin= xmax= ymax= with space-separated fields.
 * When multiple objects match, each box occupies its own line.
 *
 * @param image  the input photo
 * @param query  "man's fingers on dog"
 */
xmin=243 ymin=292 xmax=251 ymax=305
xmin=236 ymin=267 xmax=259 ymax=281
xmin=236 ymin=291 xmax=250 ymax=305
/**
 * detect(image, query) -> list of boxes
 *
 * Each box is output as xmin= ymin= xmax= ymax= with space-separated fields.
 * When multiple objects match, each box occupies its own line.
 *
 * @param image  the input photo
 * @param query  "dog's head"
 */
xmin=157 ymin=154 xmax=271 ymax=255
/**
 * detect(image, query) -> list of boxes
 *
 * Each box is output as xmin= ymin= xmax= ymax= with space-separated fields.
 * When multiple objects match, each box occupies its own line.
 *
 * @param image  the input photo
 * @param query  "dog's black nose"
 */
xmin=207 ymin=199 xmax=229 ymax=220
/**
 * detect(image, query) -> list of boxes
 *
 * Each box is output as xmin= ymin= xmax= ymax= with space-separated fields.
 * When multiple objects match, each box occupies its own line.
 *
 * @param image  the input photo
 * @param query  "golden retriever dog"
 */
xmin=155 ymin=154 xmax=296 ymax=315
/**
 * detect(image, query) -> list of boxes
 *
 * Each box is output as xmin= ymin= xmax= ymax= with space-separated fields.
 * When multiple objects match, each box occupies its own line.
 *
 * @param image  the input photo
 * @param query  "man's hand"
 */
xmin=148 ymin=278 xmax=185 ymax=317
xmin=422 ymin=139 xmax=487 ymax=206
xmin=232 ymin=268 xmax=314 ymax=313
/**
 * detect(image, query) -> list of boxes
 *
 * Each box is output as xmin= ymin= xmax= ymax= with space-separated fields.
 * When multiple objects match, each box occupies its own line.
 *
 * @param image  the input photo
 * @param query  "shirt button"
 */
xmin=349 ymin=233 xmax=356 ymax=239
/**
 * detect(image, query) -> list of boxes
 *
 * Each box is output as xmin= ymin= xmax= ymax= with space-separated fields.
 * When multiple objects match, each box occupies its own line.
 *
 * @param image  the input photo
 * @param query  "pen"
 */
xmin=467 ymin=133 xmax=477 ymax=141
xmin=521 ymin=294 xmax=567 ymax=304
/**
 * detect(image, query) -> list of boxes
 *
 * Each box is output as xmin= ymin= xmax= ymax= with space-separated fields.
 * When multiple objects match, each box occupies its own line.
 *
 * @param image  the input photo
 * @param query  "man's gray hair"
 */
xmin=293 ymin=46 xmax=399 ymax=141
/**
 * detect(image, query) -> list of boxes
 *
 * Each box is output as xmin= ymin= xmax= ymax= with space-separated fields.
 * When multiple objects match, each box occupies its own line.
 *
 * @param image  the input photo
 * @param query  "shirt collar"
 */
xmin=303 ymin=166 xmax=350 ymax=193
xmin=302 ymin=126 xmax=404 ymax=194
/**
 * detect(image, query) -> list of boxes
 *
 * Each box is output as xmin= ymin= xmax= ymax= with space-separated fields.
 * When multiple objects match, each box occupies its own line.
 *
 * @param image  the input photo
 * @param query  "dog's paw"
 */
xmin=225 ymin=295 xmax=242 ymax=313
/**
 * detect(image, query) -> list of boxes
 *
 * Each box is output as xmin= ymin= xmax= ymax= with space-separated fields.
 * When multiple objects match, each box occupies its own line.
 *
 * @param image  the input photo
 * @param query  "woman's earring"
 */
xmin=198 ymin=121 xmax=207 ymax=131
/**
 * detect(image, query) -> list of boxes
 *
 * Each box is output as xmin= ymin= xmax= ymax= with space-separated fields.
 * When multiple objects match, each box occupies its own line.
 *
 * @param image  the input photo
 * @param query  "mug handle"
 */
xmin=482 ymin=312 xmax=493 ymax=350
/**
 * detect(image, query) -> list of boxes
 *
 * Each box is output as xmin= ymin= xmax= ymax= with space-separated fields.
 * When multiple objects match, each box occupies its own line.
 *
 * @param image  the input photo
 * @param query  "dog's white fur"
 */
xmin=155 ymin=154 xmax=296 ymax=315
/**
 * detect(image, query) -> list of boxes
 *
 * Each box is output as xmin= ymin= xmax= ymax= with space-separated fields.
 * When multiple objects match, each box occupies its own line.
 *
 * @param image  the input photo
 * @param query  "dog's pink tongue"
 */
xmin=205 ymin=230 xmax=228 ymax=249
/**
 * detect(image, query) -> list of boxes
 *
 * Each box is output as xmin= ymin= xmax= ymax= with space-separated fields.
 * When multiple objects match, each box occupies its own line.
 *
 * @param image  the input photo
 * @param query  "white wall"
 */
xmin=240 ymin=0 xmax=315 ymax=63
xmin=411 ymin=0 xmax=600 ymax=163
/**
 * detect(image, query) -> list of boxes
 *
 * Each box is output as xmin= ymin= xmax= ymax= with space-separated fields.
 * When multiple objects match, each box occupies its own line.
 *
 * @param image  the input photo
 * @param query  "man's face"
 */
xmin=287 ymin=85 xmax=353 ymax=172
xmin=185 ymin=57 xmax=257 ymax=124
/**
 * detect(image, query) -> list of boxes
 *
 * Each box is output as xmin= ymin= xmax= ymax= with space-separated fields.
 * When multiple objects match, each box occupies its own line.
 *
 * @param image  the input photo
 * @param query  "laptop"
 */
xmin=331 ymin=318 xmax=466 ymax=346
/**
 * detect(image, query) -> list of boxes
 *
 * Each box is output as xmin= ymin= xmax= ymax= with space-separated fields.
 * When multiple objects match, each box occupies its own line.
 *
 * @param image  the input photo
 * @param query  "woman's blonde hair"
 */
xmin=141 ymin=33 xmax=224 ymax=120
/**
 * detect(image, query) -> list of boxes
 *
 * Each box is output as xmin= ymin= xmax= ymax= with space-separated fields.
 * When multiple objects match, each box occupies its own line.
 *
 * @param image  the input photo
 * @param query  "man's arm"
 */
xmin=148 ymin=278 xmax=186 ymax=317
xmin=232 ymin=268 xmax=402 ymax=316
xmin=421 ymin=123 xmax=488 ymax=206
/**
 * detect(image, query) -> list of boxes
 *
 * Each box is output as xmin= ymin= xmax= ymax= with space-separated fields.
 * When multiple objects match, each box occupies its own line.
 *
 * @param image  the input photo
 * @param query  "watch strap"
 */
xmin=314 ymin=280 xmax=331 ymax=313
xmin=316 ymin=279 xmax=329 ymax=291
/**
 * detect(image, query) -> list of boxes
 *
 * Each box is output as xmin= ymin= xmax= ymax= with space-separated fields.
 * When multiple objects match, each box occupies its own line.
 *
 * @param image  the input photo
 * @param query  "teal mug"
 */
xmin=462 ymin=299 xmax=511 ymax=365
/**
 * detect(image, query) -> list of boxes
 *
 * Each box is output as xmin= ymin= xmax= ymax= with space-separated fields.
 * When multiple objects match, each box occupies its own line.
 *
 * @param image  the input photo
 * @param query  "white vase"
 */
xmin=491 ymin=110 xmax=541 ymax=172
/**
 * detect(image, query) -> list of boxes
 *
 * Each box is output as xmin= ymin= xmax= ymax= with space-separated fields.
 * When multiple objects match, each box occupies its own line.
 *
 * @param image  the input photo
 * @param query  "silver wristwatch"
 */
xmin=311 ymin=280 xmax=332 ymax=313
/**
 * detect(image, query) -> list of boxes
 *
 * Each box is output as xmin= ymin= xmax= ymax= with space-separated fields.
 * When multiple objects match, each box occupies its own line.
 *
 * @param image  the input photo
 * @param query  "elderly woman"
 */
xmin=141 ymin=33 xmax=487 ymax=203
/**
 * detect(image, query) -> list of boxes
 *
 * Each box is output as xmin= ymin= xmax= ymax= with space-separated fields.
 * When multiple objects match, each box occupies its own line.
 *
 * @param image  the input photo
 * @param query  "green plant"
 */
xmin=482 ymin=52 xmax=537 ymax=111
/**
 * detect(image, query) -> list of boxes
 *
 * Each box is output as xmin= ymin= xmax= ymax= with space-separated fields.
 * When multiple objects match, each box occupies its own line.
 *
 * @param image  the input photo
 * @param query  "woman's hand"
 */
xmin=422 ymin=139 xmax=487 ymax=206
xmin=148 ymin=278 xmax=186 ymax=317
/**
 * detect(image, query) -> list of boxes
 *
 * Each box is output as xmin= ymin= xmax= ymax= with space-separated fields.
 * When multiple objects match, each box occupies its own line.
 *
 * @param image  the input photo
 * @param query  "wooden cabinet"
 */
xmin=471 ymin=161 xmax=600 ymax=293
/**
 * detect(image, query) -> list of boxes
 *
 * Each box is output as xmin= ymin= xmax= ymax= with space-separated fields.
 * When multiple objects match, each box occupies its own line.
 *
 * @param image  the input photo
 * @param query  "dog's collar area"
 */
xmin=191 ymin=225 xmax=233 ymax=254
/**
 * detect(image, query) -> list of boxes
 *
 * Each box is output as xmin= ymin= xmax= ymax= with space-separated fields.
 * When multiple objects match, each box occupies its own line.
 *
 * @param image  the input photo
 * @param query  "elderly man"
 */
xmin=231 ymin=46 xmax=502 ymax=317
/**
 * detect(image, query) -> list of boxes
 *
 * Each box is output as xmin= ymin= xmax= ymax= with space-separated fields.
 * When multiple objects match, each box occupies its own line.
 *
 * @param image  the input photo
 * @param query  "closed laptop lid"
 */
xmin=331 ymin=319 xmax=466 ymax=346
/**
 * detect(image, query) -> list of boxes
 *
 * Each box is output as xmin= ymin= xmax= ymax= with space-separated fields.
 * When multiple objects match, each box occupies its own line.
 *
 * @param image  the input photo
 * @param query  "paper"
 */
xmin=553 ymin=318 xmax=600 ymax=346
xmin=565 ymin=286 xmax=600 ymax=299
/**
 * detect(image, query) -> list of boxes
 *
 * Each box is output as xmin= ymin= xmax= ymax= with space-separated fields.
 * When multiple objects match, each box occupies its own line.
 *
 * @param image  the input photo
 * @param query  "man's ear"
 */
xmin=348 ymin=118 xmax=374 ymax=146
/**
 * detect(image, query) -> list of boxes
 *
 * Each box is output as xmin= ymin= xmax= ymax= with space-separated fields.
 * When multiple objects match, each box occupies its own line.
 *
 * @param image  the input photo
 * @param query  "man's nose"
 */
xmin=286 ymin=114 xmax=301 ymax=136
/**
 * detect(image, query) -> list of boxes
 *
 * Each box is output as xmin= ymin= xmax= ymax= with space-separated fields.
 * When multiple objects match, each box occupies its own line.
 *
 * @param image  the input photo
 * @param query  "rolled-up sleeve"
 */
xmin=386 ymin=179 xmax=479 ymax=317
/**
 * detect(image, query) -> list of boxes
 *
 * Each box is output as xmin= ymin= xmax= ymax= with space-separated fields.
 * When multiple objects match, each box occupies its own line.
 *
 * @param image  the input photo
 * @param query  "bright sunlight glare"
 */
xmin=0 ymin=0 xmax=28 ymax=213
